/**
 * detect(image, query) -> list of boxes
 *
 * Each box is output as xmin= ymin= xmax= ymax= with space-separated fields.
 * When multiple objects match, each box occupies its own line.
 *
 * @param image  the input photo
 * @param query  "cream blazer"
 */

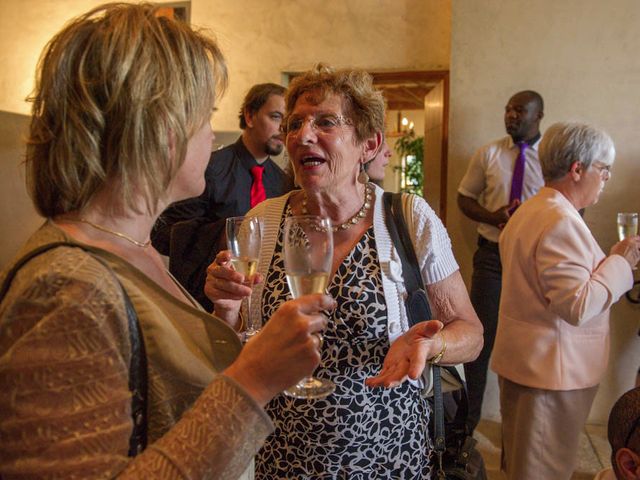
xmin=491 ymin=187 xmax=633 ymax=390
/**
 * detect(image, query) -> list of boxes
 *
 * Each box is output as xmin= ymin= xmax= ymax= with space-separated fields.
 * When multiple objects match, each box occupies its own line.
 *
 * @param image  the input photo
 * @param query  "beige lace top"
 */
xmin=0 ymin=222 xmax=273 ymax=479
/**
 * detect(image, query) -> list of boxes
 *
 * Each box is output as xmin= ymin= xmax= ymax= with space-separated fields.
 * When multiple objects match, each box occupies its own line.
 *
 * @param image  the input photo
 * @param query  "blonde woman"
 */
xmin=0 ymin=4 xmax=330 ymax=478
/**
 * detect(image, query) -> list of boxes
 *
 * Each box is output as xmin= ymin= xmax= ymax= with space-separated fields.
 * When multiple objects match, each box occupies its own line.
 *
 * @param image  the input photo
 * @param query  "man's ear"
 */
xmin=616 ymin=447 xmax=640 ymax=479
xmin=244 ymin=108 xmax=254 ymax=129
xmin=361 ymin=131 xmax=383 ymax=165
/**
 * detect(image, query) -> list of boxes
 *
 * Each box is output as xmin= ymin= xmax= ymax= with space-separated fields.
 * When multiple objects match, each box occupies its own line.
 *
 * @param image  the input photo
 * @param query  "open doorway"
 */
xmin=371 ymin=71 xmax=449 ymax=221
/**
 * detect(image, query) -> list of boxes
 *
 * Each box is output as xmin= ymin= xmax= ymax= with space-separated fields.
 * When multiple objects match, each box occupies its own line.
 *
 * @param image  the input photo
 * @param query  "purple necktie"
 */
xmin=509 ymin=141 xmax=527 ymax=204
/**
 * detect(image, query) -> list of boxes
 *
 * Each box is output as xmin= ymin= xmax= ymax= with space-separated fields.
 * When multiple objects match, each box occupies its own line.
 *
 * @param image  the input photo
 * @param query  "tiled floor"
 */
xmin=474 ymin=418 xmax=610 ymax=479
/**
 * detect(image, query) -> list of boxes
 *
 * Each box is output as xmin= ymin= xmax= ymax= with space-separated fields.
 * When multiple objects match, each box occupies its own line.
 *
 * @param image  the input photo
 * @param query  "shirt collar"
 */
xmin=508 ymin=133 xmax=541 ymax=151
xmin=234 ymin=136 xmax=270 ymax=169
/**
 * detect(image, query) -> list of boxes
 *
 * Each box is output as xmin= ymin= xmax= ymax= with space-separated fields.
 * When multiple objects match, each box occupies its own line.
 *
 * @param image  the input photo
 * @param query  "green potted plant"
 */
xmin=393 ymin=132 xmax=424 ymax=196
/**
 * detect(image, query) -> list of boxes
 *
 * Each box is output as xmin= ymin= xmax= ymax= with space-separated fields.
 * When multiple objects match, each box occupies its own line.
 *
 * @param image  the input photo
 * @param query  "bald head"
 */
xmin=504 ymin=90 xmax=544 ymax=143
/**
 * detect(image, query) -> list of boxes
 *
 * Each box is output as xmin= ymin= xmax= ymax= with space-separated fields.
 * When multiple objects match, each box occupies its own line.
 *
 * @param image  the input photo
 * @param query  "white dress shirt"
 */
xmin=458 ymin=135 xmax=544 ymax=242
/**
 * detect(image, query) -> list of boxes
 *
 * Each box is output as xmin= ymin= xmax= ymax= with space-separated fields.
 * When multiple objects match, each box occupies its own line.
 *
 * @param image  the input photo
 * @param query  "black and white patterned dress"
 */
xmin=256 ymin=205 xmax=432 ymax=479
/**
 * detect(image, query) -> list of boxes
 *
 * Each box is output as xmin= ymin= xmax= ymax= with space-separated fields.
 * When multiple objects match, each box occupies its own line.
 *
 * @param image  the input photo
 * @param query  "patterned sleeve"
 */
xmin=408 ymin=194 xmax=459 ymax=285
xmin=0 ymin=249 xmax=271 ymax=479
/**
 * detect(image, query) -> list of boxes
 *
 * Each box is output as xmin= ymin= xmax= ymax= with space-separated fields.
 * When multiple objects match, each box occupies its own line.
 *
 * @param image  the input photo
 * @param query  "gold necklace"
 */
xmin=301 ymin=183 xmax=373 ymax=232
xmin=78 ymin=218 xmax=151 ymax=248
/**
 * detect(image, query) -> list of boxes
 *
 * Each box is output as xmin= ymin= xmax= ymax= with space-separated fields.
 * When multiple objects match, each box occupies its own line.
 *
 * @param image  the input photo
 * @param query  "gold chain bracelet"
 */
xmin=428 ymin=331 xmax=447 ymax=364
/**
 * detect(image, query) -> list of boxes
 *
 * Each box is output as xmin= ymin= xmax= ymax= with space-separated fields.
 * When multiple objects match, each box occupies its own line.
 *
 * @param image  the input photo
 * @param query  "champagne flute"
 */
xmin=283 ymin=215 xmax=335 ymax=399
xmin=226 ymin=216 xmax=263 ymax=341
xmin=617 ymin=212 xmax=638 ymax=241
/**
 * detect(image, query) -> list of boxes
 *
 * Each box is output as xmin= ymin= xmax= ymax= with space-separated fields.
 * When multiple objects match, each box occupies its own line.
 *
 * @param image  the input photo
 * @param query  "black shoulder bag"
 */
xmin=383 ymin=192 xmax=486 ymax=480
xmin=0 ymin=241 xmax=148 ymax=457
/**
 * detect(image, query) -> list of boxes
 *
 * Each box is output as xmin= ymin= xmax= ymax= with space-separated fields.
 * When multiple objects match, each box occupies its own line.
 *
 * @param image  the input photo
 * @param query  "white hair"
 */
xmin=539 ymin=122 xmax=615 ymax=182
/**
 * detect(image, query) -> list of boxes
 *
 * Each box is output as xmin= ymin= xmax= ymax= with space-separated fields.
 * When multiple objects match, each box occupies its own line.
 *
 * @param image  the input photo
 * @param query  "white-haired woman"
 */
xmin=492 ymin=122 xmax=640 ymax=479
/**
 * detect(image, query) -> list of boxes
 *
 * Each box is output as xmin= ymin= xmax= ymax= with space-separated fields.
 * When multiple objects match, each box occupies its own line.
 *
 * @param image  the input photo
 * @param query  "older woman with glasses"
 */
xmin=491 ymin=122 xmax=640 ymax=480
xmin=206 ymin=65 xmax=483 ymax=479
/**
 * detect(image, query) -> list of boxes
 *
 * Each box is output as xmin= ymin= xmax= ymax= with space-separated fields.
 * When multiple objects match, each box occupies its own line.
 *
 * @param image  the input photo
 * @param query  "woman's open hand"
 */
xmin=223 ymin=294 xmax=335 ymax=406
xmin=365 ymin=320 xmax=444 ymax=388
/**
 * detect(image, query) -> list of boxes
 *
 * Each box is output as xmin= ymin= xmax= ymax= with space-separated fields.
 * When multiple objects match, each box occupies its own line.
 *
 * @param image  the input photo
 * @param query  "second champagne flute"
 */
xmin=617 ymin=212 xmax=639 ymax=271
xmin=617 ymin=212 xmax=639 ymax=241
xmin=283 ymin=215 xmax=335 ymax=399
xmin=226 ymin=216 xmax=263 ymax=340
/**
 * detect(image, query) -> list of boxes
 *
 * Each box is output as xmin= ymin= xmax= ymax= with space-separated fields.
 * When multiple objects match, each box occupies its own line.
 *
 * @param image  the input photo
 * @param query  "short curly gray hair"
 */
xmin=539 ymin=122 xmax=615 ymax=182
xmin=285 ymin=64 xmax=385 ymax=143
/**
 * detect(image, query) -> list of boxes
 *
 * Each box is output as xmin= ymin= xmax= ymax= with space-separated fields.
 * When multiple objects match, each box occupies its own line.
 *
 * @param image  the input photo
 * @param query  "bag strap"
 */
xmin=383 ymin=192 xmax=429 ymax=306
xmin=383 ymin=192 xmax=447 ymax=476
xmin=0 ymin=241 xmax=148 ymax=457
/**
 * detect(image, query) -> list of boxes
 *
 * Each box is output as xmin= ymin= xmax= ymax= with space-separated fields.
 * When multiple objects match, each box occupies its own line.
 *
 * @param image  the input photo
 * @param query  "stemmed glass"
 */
xmin=283 ymin=215 xmax=335 ymax=399
xmin=618 ymin=212 xmax=639 ymax=271
xmin=226 ymin=216 xmax=263 ymax=341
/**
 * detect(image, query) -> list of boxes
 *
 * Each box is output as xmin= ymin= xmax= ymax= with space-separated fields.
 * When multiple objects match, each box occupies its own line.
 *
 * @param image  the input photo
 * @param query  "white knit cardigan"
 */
xmin=246 ymin=183 xmax=459 ymax=346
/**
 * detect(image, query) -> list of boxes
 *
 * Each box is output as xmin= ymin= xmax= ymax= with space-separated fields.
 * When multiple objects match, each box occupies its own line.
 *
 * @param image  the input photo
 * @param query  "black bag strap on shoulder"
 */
xmin=383 ymin=192 xmax=448 ymax=477
xmin=0 ymin=241 xmax=148 ymax=457
xmin=383 ymin=192 xmax=426 ymax=301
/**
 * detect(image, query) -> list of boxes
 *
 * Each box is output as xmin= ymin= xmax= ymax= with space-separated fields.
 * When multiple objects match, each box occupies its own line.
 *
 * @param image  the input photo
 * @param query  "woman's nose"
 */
xmin=297 ymin=118 xmax=318 ymax=144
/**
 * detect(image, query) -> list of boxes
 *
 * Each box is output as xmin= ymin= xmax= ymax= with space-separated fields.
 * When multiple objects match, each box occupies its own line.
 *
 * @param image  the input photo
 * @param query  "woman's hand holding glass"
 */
xmin=223 ymin=294 xmax=335 ymax=407
xmin=213 ymin=216 xmax=263 ymax=340
xmin=205 ymin=250 xmax=263 ymax=329
xmin=610 ymin=235 xmax=640 ymax=270
xmin=282 ymin=215 xmax=335 ymax=399
xmin=615 ymin=212 xmax=640 ymax=270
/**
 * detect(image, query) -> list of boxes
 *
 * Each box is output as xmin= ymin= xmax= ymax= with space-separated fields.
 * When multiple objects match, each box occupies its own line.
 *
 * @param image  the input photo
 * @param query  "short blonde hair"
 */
xmin=26 ymin=2 xmax=227 ymax=217
xmin=285 ymin=64 xmax=385 ymax=143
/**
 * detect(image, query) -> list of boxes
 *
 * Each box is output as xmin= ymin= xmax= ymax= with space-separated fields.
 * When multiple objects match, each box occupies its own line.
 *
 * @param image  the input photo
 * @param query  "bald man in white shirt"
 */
xmin=457 ymin=90 xmax=544 ymax=433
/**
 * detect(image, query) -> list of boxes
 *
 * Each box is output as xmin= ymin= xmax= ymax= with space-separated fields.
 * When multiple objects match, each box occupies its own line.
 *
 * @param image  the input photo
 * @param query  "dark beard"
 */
xmin=265 ymin=138 xmax=284 ymax=156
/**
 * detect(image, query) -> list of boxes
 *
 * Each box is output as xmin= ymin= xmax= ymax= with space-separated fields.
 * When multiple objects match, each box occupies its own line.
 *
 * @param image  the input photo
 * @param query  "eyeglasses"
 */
xmin=591 ymin=162 xmax=612 ymax=178
xmin=283 ymin=113 xmax=352 ymax=136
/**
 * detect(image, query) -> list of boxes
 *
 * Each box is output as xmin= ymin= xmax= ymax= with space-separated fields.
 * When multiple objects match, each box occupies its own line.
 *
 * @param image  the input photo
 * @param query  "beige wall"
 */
xmin=0 ymin=111 xmax=42 ymax=267
xmin=449 ymin=0 xmax=640 ymax=423
xmin=0 ymin=0 xmax=450 ymax=130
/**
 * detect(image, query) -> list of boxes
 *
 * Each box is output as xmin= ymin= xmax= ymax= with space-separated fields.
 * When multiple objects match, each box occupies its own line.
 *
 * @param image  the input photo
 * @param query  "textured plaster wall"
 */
xmin=450 ymin=0 xmax=640 ymax=423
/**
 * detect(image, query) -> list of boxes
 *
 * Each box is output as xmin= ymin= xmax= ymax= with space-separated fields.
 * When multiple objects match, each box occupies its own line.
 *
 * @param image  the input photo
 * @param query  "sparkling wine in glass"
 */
xmin=283 ymin=215 xmax=335 ymax=399
xmin=617 ymin=212 xmax=638 ymax=241
xmin=226 ymin=216 xmax=263 ymax=341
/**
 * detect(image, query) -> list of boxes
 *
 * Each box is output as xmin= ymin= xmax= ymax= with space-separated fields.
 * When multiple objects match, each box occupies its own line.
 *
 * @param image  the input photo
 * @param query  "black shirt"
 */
xmin=152 ymin=137 xmax=293 ymax=311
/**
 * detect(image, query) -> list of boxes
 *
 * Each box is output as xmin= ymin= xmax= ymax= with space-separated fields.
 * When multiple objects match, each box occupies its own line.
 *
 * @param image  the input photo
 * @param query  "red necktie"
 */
xmin=250 ymin=165 xmax=266 ymax=208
